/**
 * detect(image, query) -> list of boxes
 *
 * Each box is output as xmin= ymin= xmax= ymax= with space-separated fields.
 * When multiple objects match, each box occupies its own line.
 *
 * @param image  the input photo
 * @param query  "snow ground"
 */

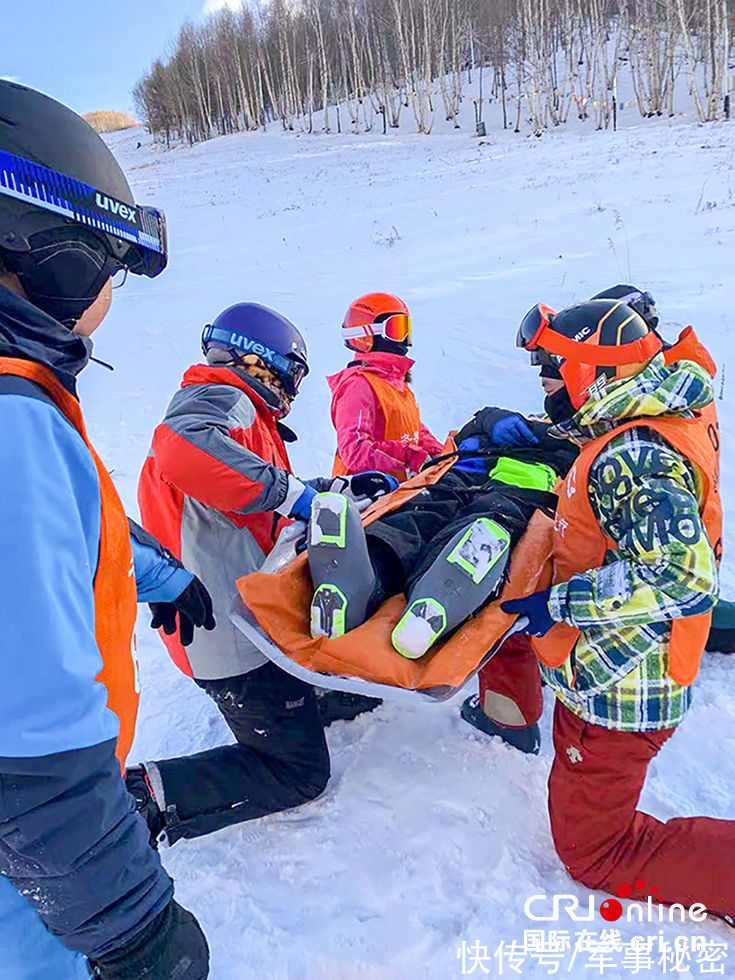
xmin=88 ymin=116 xmax=735 ymax=979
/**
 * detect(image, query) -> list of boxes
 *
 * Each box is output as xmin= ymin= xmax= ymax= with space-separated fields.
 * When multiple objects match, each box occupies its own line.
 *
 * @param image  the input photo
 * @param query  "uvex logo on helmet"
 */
xmin=94 ymin=192 xmax=137 ymax=224
xmin=226 ymin=332 xmax=279 ymax=361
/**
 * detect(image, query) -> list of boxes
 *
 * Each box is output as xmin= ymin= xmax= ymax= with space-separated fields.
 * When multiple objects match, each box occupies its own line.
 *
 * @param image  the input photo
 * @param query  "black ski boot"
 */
xmin=125 ymin=765 xmax=167 ymax=846
xmin=706 ymin=598 xmax=735 ymax=652
xmin=460 ymin=695 xmax=540 ymax=755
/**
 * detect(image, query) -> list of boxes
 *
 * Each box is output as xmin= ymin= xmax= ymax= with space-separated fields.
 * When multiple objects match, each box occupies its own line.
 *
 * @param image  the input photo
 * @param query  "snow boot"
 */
xmin=391 ymin=517 xmax=511 ymax=660
xmin=460 ymin=694 xmax=540 ymax=755
xmin=125 ymin=765 xmax=167 ymax=847
xmin=314 ymin=688 xmax=382 ymax=726
xmin=308 ymin=492 xmax=378 ymax=640
xmin=706 ymin=598 xmax=735 ymax=653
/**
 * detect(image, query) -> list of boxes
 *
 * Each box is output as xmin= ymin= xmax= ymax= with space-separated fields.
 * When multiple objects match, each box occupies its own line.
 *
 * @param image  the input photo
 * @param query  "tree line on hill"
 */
xmin=133 ymin=0 xmax=733 ymax=145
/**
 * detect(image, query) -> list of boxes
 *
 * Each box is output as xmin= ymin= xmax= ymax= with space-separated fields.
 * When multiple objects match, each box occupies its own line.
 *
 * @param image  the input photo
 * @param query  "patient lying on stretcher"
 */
xmin=308 ymin=408 xmax=578 ymax=659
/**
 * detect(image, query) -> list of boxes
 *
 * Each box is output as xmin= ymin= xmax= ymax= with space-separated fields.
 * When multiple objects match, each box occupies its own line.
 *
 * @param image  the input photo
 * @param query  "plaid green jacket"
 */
xmin=542 ymin=356 xmax=719 ymax=732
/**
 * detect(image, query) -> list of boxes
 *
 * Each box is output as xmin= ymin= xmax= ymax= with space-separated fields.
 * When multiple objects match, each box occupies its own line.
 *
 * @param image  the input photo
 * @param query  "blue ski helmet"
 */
xmin=201 ymin=302 xmax=309 ymax=396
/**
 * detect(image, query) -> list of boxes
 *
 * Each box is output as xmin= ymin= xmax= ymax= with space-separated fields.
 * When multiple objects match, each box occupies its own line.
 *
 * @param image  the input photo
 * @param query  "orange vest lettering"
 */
xmin=0 ymin=358 xmax=139 ymax=768
xmin=333 ymin=371 xmax=422 ymax=481
xmin=533 ymin=411 xmax=722 ymax=686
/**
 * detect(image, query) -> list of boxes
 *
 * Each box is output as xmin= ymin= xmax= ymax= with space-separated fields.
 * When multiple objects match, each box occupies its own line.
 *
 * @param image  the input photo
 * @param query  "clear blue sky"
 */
xmin=1 ymin=0 xmax=220 ymax=116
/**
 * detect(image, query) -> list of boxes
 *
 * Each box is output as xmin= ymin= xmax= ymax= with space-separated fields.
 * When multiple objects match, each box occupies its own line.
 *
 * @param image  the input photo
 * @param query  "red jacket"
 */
xmin=328 ymin=352 xmax=443 ymax=479
xmin=139 ymin=364 xmax=296 ymax=679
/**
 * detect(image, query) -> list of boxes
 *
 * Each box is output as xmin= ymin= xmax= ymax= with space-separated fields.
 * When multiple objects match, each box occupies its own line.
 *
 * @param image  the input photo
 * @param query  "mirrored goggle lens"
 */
xmin=0 ymin=149 xmax=167 ymax=278
xmin=382 ymin=313 xmax=411 ymax=343
xmin=517 ymin=304 xmax=551 ymax=350
xmin=106 ymin=205 xmax=167 ymax=278
xmin=287 ymin=361 xmax=308 ymax=395
xmin=629 ymin=291 xmax=656 ymax=317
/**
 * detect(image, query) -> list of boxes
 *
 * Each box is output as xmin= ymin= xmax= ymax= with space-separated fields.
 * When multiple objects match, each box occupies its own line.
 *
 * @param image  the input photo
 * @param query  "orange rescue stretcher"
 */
xmin=231 ymin=451 xmax=554 ymax=702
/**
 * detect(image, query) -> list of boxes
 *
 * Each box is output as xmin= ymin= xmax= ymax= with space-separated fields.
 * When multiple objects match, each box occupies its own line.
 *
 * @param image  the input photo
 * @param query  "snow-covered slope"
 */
xmin=87 ymin=118 xmax=735 ymax=979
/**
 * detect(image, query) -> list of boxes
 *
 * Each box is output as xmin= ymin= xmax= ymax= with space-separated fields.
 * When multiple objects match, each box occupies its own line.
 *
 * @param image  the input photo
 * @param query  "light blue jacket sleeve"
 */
xmin=130 ymin=531 xmax=192 ymax=603
xmin=0 ymin=876 xmax=88 ymax=980
xmin=0 ymin=394 xmax=119 ymax=758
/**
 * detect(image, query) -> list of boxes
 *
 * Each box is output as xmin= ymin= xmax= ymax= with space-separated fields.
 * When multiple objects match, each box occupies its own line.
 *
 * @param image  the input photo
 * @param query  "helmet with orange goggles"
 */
xmin=342 ymin=291 xmax=412 ymax=353
xmin=517 ymin=299 xmax=663 ymax=410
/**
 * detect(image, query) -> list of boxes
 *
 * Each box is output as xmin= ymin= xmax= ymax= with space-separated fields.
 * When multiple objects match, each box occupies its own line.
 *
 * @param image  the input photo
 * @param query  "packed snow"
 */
xmin=391 ymin=599 xmax=446 ymax=659
xmin=84 ymin=110 xmax=735 ymax=979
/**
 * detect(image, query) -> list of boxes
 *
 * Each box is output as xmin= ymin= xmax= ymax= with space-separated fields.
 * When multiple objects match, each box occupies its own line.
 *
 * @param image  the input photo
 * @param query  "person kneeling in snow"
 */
xmin=464 ymin=282 xmax=735 ymax=755
xmin=504 ymin=298 xmax=735 ymax=916
xmin=130 ymin=303 xmax=395 ymax=845
xmin=590 ymin=283 xmax=735 ymax=653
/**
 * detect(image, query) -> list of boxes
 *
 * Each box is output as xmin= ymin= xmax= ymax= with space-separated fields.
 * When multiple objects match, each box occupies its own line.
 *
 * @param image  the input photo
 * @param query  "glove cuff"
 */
xmin=275 ymin=475 xmax=308 ymax=517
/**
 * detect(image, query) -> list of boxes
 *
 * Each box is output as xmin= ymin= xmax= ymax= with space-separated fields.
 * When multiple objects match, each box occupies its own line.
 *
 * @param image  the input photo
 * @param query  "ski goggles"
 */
xmin=202 ymin=324 xmax=309 ymax=396
xmin=517 ymin=302 xmax=661 ymax=367
xmin=516 ymin=303 xmax=560 ymax=367
xmin=342 ymin=312 xmax=412 ymax=345
xmin=0 ymin=149 xmax=167 ymax=278
xmin=610 ymin=288 xmax=657 ymax=321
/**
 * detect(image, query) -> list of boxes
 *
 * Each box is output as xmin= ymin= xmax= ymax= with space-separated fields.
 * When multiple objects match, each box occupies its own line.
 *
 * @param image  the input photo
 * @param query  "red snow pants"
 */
xmin=548 ymin=700 xmax=735 ymax=915
xmin=478 ymin=634 xmax=543 ymax=728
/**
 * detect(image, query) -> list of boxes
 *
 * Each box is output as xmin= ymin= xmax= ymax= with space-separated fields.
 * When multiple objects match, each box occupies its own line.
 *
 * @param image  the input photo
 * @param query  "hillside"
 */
xmin=85 ymin=116 xmax=735 ymax=979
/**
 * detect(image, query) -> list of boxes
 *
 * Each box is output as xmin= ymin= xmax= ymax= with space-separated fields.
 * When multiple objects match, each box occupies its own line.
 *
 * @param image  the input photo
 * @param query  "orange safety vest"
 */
xmin=0 ymin=358 xmax=139 ymax=768
xmin=664 ymin=326 xmax=720 ymax=452
xmin=533 ymin=411 xmax=722 ymax=686
xmin=333 ymin=370 xmax=422 ymax=481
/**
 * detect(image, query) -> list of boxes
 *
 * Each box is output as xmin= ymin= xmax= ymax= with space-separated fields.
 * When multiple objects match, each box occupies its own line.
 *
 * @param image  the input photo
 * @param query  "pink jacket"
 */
xmin=328 ymin=351 xmax=443 ymax=476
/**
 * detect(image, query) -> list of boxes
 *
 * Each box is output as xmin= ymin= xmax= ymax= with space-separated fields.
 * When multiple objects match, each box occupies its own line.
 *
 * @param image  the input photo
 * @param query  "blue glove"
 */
xmin=455 ymin=407 xmax=539 ymax=449
xmin=491 ymin=414 xmax=540 ymax=448
xmin=454 ymin=436 xmax=490 ymax=475
xmin=289 ymin=484 xmax=317 ymax=520
xmin=501 ymin=589 xmax=555 ymax=637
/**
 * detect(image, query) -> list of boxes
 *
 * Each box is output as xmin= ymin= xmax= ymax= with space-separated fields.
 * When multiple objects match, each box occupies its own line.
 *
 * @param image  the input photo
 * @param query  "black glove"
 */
xmin=150 ymin=576 xmax=216 ymax=647
xmin=88 ymin=899 xmax=209 ymax=979
xmin=455 ymin=407 xmax=539 ymax=449
xmin=330 ymin=471 xmax=400 ymax=500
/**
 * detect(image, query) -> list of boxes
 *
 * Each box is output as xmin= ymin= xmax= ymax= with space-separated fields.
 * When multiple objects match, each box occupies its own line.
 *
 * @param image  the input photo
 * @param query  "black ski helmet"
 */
xmin=590 ymin=284 xmax=658 ymax=330
xmin=517 ymin=298 xmax=662 ymax=410
xmin=0 ymin=81 xmax=167 ymax=326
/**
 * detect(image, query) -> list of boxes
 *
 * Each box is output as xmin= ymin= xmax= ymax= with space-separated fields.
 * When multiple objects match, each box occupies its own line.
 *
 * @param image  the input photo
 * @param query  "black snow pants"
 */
xmin=151 ymin=662 xmax=330 ymax=843
xmin=365 ymin=470 xmax=555 ymax=595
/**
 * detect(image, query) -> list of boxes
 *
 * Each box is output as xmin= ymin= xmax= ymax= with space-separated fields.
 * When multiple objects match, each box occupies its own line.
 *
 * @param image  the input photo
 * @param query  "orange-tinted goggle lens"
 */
xmin=382 ymin=313 xmax=412 ymax=343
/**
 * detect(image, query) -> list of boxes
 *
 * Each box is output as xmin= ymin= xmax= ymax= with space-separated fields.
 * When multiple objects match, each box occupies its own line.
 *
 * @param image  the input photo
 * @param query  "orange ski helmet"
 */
xmin=517 ymin=298 xmax=663 ymax=410
xmin=342 ymin=292 xmax=411 ymax=353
